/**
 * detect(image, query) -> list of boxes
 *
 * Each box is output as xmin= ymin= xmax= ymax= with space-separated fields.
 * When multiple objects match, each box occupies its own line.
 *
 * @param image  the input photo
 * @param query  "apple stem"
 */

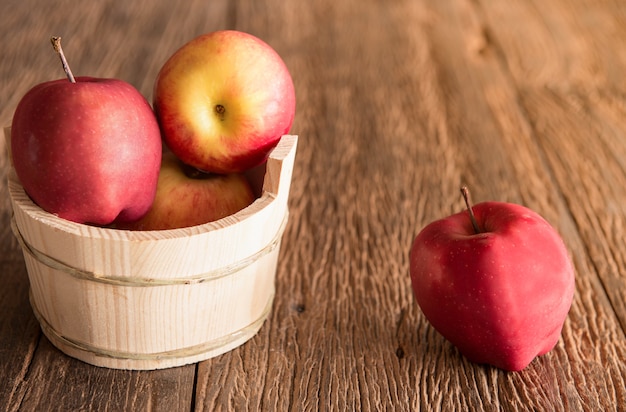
xmin=50 ymin=36 xmax=76 ymax=83
xmin=461 ymin=186 xmax=481 ymax=234
xmin=215 ymin=104 xmax=226 ymax=121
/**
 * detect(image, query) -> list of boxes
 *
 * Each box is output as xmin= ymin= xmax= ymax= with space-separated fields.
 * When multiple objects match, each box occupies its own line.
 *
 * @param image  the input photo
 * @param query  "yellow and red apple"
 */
xmin=153 ymin=30 xmax=296 ymax=174
xmin=116 ymin=151 xmax=256 ymax=231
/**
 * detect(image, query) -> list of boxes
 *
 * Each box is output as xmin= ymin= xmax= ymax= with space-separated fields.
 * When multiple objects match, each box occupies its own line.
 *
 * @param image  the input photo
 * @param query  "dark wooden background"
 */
xmin=2 ymin=0 xmax=626 ymax=410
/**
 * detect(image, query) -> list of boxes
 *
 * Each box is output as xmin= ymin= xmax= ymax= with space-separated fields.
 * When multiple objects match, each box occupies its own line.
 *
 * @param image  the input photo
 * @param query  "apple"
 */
xmin=153 ymin=30 xmax=296 ymax=174
xmin=116 ymin=151 xmax=256 ymax=231
xmin=10 ymin=37 xmax=162 ymax=225
xmin=409 ymin=187 xmax=575 ymax=371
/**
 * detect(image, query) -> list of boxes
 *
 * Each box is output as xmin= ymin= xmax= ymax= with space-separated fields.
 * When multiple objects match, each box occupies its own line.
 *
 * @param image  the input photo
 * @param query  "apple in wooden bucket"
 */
xmin=7 ymin=32 xmax=298 ymax=369
xmin=10 ymin=37 xmax=162 ymax=226
xmin=114 ymin=151 xmax=257 ymax=231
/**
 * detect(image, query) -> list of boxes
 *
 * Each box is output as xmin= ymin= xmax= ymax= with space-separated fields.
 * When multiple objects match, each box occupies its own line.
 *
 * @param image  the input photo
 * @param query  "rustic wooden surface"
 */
xmin=1 ymin=0 xmax=626 ymax=410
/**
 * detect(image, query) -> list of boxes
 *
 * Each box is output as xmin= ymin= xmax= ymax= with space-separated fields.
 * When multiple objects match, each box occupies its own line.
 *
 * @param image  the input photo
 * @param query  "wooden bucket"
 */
xmin=5 ymin=127 xmax=297 ymax=370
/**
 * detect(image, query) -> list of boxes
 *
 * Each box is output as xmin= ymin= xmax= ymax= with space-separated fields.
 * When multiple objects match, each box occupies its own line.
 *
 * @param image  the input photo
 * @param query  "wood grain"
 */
xmin=1 ymin=0 xmax=626 ymax=410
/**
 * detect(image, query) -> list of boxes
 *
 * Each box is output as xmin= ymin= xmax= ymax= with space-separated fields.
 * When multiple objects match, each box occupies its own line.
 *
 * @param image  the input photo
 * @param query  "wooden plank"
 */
xmin=0 ymin=255 xmax=41 ymax=410
xmin=191 ymin=0 xmax=626 ymax=410
xmin=0 ymin=47 xmax=41 ymax=409
xmin=476 ymin=0 xmax=626 ymax=331
xmin=0 ymin=0 xmax=226 ymax=410
xmin=15 ymin=338 xmax=195 ymax=411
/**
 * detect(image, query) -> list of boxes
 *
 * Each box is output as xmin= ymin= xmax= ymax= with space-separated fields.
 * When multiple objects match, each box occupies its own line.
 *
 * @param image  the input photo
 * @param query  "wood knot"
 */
xmin=469 ymin=26 xmax=492 ymax=56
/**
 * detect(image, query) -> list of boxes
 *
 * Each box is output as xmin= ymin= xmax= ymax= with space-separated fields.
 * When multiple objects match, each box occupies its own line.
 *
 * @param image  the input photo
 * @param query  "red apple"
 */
xmin=153 ymin=30 xmax=296 ymax=174
xmin=409 ymin=188 xmax=575 ymax=371
xmin=10 ymin=37 xmax=162 ymax=225
xmin=116 ymin=151 xmax=256 ymax=231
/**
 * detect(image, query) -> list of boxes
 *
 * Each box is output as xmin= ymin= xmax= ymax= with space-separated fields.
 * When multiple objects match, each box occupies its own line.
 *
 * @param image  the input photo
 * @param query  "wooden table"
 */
xmin=2 ymin=0 xmax=625 ymax=410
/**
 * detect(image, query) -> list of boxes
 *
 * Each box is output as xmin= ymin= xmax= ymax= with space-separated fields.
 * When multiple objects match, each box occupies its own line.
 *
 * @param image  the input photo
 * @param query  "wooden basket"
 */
xmin=5 ymin=127 xmax=297 ymax=370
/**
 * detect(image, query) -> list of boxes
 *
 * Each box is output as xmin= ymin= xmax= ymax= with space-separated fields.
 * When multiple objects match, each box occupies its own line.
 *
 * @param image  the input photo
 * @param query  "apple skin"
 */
xmin=153 ymin=30 xmax=296 ymax=174
xmin=116 ymin=151 xmax=256 ymax=231
xmin=11 ymin=76 xmax=162 ymax=225
xmin=409 ymin=201 xmax=575 ymax=371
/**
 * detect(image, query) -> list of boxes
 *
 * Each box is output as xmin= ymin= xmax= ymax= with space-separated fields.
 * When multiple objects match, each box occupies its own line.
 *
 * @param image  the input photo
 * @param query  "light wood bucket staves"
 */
xmin=5 ymin=127 xmax=297 ymax=370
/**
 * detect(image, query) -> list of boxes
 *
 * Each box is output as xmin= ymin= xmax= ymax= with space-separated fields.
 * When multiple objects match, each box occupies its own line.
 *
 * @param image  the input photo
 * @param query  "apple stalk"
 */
xmin=50 ymin=36 xmax=76 ymax=83
xmin=461 ymin=185 xmax=482 ymax=234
